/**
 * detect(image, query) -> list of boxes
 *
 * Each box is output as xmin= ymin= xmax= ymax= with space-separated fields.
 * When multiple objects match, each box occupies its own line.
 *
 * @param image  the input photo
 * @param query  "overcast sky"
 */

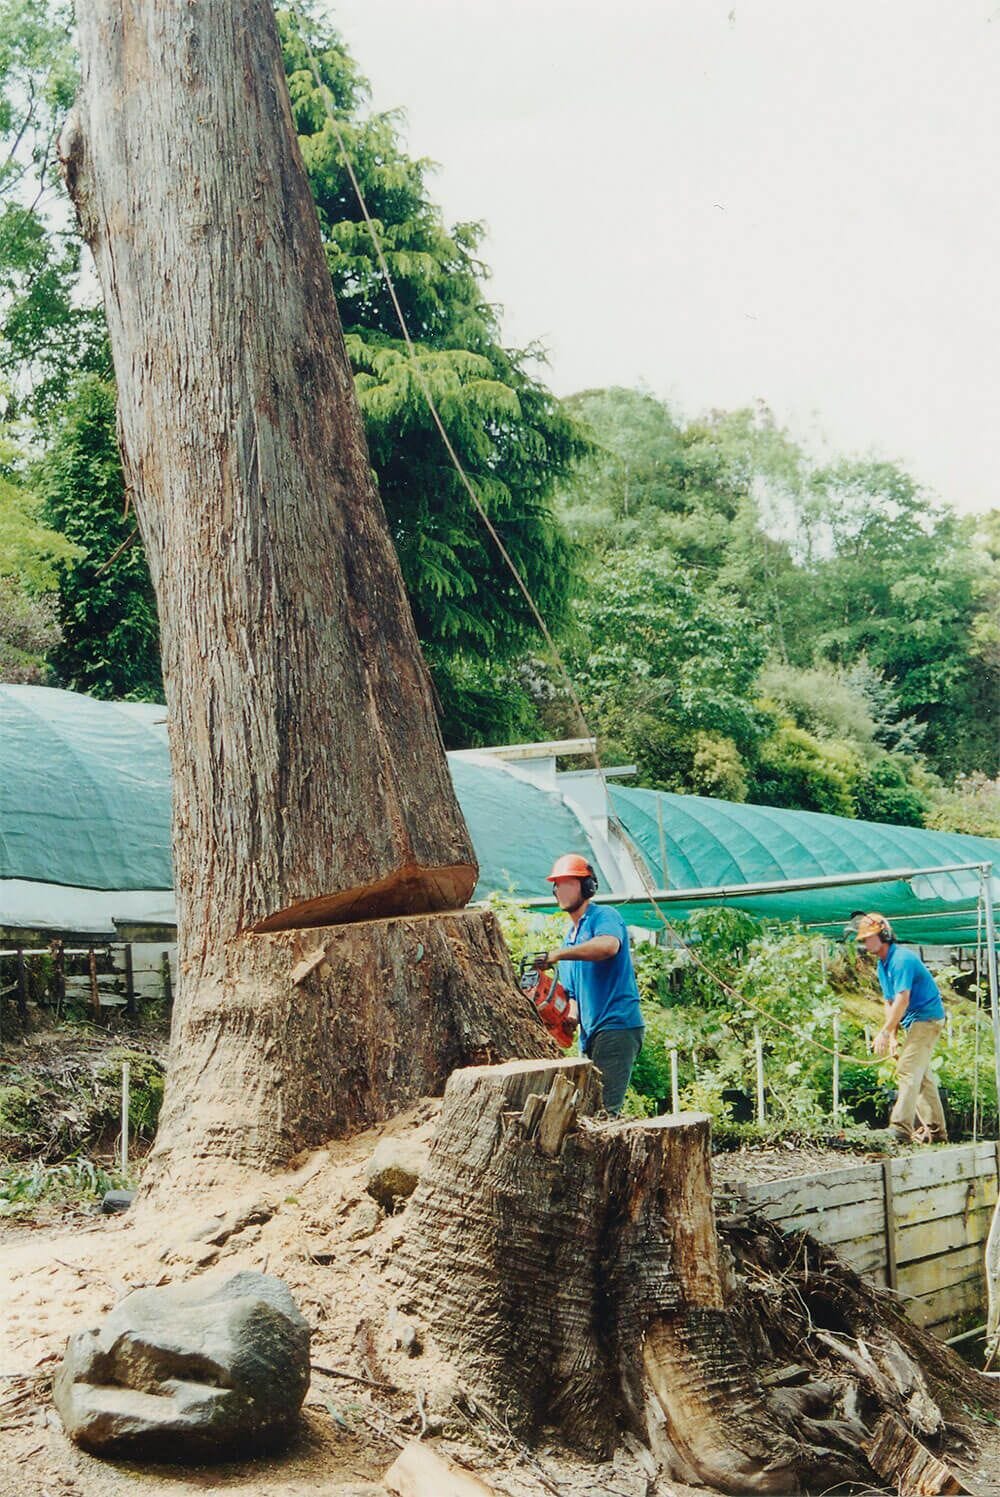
xmin=327 ymin=0 xmax=1000 ymax=518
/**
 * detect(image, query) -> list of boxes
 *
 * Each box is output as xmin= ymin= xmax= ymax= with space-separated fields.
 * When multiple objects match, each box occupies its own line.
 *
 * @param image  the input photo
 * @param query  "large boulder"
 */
xmin=53 ymin=1270 xmax=310 ymax=1460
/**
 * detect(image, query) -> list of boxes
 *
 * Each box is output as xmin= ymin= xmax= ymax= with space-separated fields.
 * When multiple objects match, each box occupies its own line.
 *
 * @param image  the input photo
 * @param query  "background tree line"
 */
xmin=0 ymin=1 xmax=996 ymax=833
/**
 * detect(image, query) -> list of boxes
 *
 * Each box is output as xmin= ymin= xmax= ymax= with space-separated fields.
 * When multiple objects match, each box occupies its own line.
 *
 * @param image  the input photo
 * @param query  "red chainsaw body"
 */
xmin=520 ymin=965 xmax=576 ymax=1049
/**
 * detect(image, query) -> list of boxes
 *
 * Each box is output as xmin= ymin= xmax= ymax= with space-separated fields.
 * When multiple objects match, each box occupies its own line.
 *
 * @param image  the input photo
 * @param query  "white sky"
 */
xmin=327 ymin=0 xmax=1000 ymax=518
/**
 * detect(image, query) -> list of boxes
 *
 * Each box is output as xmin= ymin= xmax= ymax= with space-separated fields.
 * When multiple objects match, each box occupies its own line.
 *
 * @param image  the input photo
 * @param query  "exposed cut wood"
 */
xmin=289 ymin=945 xmax=330 ymax=987
xmin=863 ymin=1413 xmax=968 ymax=1495
xmin=254 ymin=866 xmax=477 ymax=933
xmin=143 ymin=911 xmax=555 ymax=1190
xmin=384 ymin=1440 xmax=498 ymax=1497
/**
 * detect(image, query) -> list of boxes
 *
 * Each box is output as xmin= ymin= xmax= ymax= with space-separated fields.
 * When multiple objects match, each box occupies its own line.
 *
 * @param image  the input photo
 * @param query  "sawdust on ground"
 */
xmin=2 ymin=1103 xmax=996 ymax=1497
xmin=0 ymin=1099 xmax=704 ymax=1497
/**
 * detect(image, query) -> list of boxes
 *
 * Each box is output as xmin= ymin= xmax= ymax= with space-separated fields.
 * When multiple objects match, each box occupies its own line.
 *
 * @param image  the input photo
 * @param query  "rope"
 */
xmin=282 ymin=3 xmax=975 ymax=1089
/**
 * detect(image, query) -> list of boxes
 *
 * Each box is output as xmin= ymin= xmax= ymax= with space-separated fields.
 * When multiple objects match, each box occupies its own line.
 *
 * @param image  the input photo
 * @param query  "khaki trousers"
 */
xmin=889 ymin=1019 xmax=946 ymax=1140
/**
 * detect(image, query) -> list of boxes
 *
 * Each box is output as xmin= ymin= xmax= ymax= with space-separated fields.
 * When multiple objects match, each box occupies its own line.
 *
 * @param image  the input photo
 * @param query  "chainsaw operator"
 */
xmin=856 ymin=912 xmax=947 ymax=1144
xmin=533 ymin=854 xmax=644 ymax=1115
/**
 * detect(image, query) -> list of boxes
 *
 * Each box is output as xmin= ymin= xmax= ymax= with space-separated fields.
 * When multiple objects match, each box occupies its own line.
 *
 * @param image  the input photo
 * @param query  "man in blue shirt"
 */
xmin=533 ymin=853 xmax=644 ymax=1115
xmin=857 ymin=912 xmax=947 ymax=1144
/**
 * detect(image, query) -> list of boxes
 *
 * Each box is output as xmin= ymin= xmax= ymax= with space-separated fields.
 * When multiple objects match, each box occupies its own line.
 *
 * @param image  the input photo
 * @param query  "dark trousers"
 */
xmin=588 ymin=1027 xmax=644 ymax=1115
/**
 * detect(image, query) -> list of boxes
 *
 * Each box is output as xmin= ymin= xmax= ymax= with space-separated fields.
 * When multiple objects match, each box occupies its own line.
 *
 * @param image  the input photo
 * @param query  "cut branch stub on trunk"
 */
xmin=398 ymin=1059 xmax=803 ymax=1494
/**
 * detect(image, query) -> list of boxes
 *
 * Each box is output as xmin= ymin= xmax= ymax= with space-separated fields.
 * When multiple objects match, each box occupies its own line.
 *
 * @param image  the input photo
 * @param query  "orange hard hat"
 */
xmin=546 ymin=853 xmax=593 ymax=883
xmin=855 ymin=912 xmax=893 ymax=942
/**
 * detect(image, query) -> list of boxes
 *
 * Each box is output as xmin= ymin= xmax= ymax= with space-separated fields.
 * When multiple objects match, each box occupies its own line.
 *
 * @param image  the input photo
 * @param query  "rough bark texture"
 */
xmin=398 ymin=1060 xmax=802 ymax=1492
xmin=57 ymin=1 xmax=548 ymax=1177
xmin=398 ymin=1060 xmax=1000 ymax=1494
xmin=60 ymin=1 xmax=476 ymax=954
xmin=144 ymin=912 xmax=554 ymax=1190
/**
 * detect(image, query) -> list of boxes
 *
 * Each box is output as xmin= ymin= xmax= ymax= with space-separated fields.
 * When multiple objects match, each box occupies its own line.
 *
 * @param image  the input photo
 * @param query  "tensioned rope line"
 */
xmin=286 ymin=4 xmax=981 ymax=1081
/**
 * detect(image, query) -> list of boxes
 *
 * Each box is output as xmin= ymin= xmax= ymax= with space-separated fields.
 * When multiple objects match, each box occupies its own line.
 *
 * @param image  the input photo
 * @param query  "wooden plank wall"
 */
xmin=716 ymin=1141 xmax=998 ymax=1339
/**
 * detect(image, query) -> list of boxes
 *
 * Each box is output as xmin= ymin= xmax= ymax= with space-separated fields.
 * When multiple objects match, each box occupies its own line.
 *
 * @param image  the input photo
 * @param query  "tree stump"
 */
xmin=143 ymin=911 xmax=555 ymax=1191
xmin=398 ymin=1059 xmax=803 ymax=1493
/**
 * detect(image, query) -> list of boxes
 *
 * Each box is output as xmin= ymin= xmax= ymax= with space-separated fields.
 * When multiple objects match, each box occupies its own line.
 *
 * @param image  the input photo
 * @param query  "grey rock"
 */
xmin=100 ymin=1189 xmax=135 ymax=1215
xmin=53 ymin=1270 xmax=310 ymax=1460
xmin=365 ymin=1137 xmax=428 ymax=1211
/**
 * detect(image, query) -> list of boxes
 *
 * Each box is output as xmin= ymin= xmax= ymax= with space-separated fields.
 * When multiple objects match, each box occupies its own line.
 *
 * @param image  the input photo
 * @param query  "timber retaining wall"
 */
xmin=716 ymin=1140 xmax=998 ymax=1338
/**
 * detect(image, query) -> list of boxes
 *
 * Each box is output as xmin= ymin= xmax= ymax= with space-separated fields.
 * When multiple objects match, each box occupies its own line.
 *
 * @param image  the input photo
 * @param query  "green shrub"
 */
xmin=490 ymin=888 xmax=996 ymax=1142
xmin=0 ymin=1079 xmax=44 ymax=1145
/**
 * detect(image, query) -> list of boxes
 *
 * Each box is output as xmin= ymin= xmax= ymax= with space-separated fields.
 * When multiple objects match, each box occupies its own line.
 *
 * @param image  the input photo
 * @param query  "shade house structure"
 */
xmin=1 ymin=686 xmax=998 ymax=964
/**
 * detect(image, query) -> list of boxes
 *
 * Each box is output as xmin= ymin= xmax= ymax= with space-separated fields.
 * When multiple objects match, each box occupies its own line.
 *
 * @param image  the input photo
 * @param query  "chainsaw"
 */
xmin=519 ymin=954 xmax=577 ymax=1049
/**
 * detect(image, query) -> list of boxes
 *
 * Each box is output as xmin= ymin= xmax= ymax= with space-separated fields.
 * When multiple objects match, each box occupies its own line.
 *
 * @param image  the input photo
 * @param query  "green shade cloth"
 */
xmin=601 ymin=787 xmax=1000 ymax=947
xmin=2 ymin=687 xmax=996 ymax=946
xmin=0 ymin=686 xmax=171 ymax=891
xmin=0 ymin=686 xmax=602 ymax=903
xmin=449 ymin=756 xmax=608 ymax=900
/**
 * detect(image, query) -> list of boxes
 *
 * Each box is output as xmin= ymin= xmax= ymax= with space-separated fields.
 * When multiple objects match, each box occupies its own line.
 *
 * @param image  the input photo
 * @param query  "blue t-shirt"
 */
xmin=558 ymin=904 xmax=644 ymax=1054
xmin=876 ymin=944 xmax=945 ymax=1028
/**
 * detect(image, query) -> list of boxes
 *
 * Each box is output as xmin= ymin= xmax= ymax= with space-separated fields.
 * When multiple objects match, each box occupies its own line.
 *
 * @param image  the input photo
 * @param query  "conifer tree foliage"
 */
xmin=277 ymin=5 xmax=584 ymax=742
xmin=38 ymin=377 xmax=160 ymax=699
xmin=0 ymin=1 xmax=581 ymax=739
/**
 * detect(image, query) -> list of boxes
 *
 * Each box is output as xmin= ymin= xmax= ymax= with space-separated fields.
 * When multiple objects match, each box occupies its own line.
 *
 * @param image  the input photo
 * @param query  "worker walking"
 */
xmin=534 ymin=854 xmax=644 ymax=1115
xmin=857 ymin=913 xmax=947 ymax=1144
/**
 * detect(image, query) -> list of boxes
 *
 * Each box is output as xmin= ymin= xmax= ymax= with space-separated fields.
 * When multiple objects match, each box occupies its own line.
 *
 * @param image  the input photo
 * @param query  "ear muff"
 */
xmin=580 ymin=865 xmax=598 ymax=900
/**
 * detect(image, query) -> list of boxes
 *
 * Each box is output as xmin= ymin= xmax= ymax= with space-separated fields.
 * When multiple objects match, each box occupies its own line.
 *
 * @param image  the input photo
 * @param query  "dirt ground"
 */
xmin=3 ymin=1094 xmax=999 ymax=1497
xmin=1 ymin=1099 xmax=704 ymax=1497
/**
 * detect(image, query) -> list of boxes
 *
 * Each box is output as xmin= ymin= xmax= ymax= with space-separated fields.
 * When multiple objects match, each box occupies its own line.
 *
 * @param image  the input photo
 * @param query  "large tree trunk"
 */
xmin=148 ymin=910 xmax=553 ymax=1187
xmin=398 ymin=1059 xmax=803 ymax=1493
xmin=59 ymin=1 xmax=534 ymax=1176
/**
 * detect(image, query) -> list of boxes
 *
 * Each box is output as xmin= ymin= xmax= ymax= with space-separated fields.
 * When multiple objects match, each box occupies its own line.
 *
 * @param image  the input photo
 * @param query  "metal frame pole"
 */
xmin=981 ymin=864 xmax=1000 ymax=1129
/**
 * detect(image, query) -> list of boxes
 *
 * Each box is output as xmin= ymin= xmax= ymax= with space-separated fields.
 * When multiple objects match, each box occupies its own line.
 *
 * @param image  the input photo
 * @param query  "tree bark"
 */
xmin=60 ymin=1 xmax=475 ymax=955
xmin=58 ymin=1 xmax=542 ymax=1175
xmin=399 ymin=1060 xmax=998 ymax=1494
xmin=398 ymin=1060 xmax=803 ymax=1493
xmin=145 ymin=910 xmax=554 ymax=1189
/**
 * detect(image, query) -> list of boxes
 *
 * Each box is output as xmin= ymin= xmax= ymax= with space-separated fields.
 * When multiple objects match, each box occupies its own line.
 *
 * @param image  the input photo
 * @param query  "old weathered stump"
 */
xmin=398 ymin=1060 xmax=802 ymax=1493
xmin=144 ymin=911 xmax=555 ymax=1190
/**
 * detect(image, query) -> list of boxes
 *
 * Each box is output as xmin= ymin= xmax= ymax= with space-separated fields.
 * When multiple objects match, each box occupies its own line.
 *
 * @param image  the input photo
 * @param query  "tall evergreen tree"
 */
xmin=278 ymin=6 xmax=584 ymax=741
xmin=39 ymin=376 xmax=161 ymax=698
